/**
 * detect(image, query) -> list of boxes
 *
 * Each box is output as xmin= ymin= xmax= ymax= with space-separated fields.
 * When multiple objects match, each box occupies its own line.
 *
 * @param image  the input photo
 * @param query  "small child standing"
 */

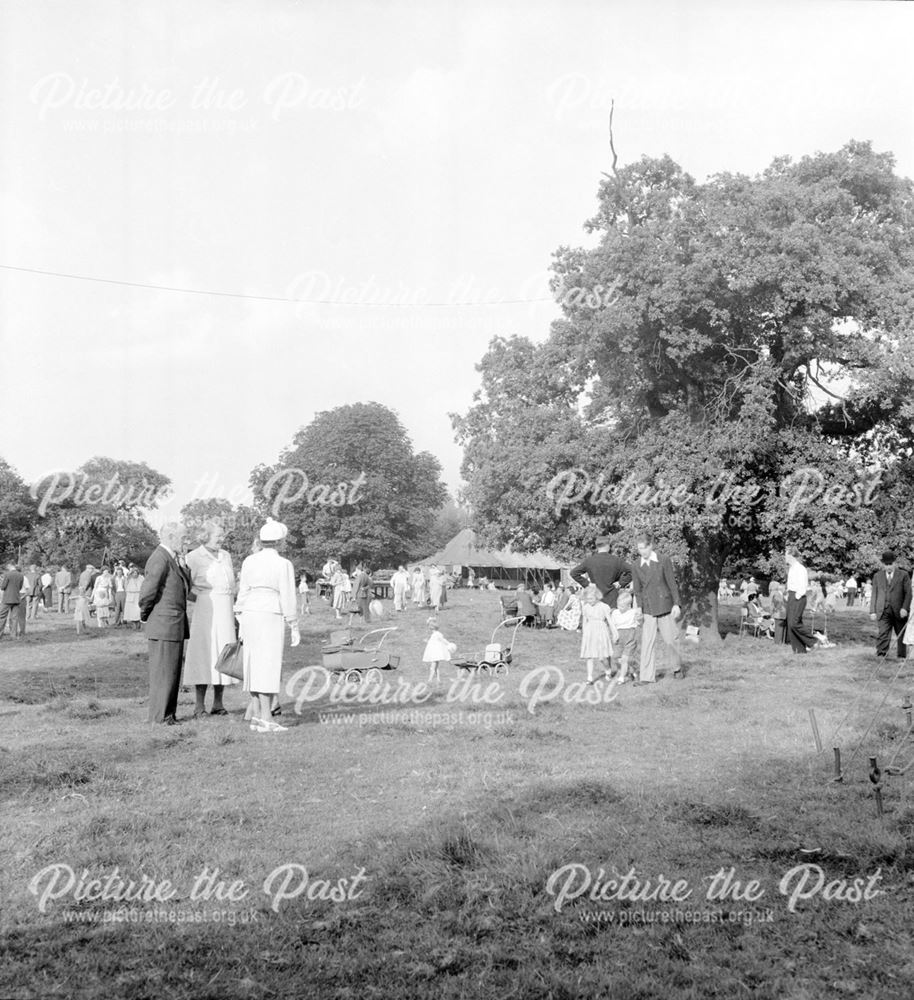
xmin=580 ymin=585 xmax=618 ymax=683
xmin=610 ymin=590 xmax=638 ymax=684
xmin=298 ymin=572 xmax=311 ymax=616
xmin=422 ymin=617 xmax=456 ymax=683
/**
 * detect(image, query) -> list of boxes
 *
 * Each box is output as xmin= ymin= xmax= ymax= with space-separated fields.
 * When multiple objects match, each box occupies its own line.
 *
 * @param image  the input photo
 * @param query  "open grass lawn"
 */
xmin=2 ymin=593 xmax=913 ymax=999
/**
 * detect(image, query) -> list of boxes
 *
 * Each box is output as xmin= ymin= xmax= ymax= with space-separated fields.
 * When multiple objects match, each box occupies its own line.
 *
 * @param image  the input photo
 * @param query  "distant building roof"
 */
xmin=421 ymin=528 xmax=567 ymax=571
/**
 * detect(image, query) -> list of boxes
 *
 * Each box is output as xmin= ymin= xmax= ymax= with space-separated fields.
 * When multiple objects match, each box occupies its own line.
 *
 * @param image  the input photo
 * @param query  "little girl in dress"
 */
xmin=580 ymin=585 xmax=618 ymax=683
xmin=422 ymin=617 xmax=456 ymax=683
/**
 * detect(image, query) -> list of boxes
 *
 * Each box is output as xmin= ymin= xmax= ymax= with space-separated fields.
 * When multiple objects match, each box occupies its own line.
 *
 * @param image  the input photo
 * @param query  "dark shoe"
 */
xmin=210 ymin=707 xmax=228 ymax=716
xmin=271 ymin=706 xmax=283 ymax=717
xmin=163 ymin=716 xmax=179 ymax=725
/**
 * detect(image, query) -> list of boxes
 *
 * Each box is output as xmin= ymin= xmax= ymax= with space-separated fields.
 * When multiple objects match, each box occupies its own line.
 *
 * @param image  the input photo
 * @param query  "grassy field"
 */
xmin=2 ymin=592 xmax=913 ymax=999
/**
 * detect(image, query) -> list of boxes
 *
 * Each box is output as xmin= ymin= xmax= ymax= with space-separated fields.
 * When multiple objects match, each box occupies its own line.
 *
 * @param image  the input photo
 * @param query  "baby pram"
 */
xmin=321 ymin=626 xmax=399 ymax=685
xmin=454 ymin=617 xmax=524 ymax=677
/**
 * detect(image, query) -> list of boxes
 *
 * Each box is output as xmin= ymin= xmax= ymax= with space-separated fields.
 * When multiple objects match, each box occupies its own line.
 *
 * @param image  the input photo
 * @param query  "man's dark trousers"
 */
xmin=147 ymin=638 xmax=184 ymax=722
xmin=876 ymin=607 xmax=907 ymax=658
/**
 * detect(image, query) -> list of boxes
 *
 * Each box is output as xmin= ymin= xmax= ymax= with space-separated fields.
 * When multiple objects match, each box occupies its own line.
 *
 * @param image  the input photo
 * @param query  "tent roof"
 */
xmin=421 ymin=528 xmax=567 ymax=571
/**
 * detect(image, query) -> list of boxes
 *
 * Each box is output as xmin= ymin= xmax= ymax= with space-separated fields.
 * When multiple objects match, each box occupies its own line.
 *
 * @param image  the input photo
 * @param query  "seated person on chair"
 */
xmin=535 ymin=583 xmax=557 ymax=625
xmin=515 ymin=585 xmax=538 ymax=626
xmin=745 ymin=595 xmax=774 ymax=636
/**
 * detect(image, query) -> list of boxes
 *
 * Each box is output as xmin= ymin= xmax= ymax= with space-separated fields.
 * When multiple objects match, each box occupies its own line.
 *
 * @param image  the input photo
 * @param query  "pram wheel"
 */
xmin=491 ymin=661 xmax=509 ymax=676
xmin=344 ymin=668 xmax=363 ymax=685
xmin=364 ymin=667 xmax=383 ymax=685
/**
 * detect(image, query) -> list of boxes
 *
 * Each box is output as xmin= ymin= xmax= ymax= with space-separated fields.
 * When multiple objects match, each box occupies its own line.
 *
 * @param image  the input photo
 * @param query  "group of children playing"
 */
xmin=420 ymin=584 xmax=642 ymax=684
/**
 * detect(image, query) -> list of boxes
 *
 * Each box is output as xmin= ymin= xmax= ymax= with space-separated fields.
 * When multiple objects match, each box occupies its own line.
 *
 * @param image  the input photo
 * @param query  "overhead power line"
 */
xmin=0 ymin=263 xmax=556 ymax=307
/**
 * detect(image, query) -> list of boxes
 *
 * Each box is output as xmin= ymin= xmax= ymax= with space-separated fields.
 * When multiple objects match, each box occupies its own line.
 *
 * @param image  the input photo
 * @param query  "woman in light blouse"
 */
xmin=184 ymin=520 xmax=237 ymax=717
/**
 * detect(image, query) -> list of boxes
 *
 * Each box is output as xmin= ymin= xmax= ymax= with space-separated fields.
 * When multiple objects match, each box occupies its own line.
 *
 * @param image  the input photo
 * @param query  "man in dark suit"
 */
xmin=352 ymin=563 xmax=372 ymax=622
xmin=869 ymin=550 xmax=911 ymax=658
xmin=570 ymin=535 xmax=632 ymax=609
xmin=0 ymin=564 xmax=24 ymax=638
xmin=630 ymin=532 xmax=682 ymax=683
xmin=139 ymin=523 xmax=191 ymax=723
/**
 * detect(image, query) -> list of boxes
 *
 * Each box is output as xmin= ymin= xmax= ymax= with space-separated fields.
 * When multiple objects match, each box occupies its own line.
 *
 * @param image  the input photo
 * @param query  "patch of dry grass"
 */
xmin=1 ymin=593 xmax=913 ymax=998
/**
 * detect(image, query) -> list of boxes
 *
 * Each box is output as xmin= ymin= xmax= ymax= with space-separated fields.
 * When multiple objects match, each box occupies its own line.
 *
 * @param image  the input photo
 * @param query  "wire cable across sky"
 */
xmin=0 ymin=263 xmax=557 ymax=307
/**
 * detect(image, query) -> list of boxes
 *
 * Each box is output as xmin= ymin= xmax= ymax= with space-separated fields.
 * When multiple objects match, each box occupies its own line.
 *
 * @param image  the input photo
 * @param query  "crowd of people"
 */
xmin=316 ymin=559 xmax=454 ymax=619
xmin=4 ymin=522 xmax=910 ymax=730
xmin=0 ymin=561 xmax=146 ymax=637
xmin=417 ymin=532 xmax=685 ymax=685
xmin=721 ymin=572 xmax=871 ymax=614
xmin=718 ymin=548 xmax=912 ymax=658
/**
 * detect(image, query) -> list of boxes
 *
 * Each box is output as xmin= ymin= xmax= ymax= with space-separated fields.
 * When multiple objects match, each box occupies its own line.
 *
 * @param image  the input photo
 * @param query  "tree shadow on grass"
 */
xmin=3 ymin=749 xmax=913 ymax=1000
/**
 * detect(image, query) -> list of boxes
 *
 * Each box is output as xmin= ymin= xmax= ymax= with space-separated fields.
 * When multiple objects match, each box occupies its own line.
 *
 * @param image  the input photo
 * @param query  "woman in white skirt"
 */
xmin=235 ymin=519 xmax=300 ymax=733
xmin=411 ymin=566 xmax=427 ymax=606
xmin=123 ymin=565 xmax=144 ymax=630
xmin=184 ymin=520 xmax=237 ymax=718
xmin=428 ymin=565 xmax=444 ymax=611
xmin=331 ymin=565 xmax=351 ymax=619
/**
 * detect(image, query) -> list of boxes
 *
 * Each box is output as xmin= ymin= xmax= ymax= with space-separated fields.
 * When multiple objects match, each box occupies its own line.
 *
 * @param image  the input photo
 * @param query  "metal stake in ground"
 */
xmin=833 ymin=747 xmax=843 ymax=783
xmin=902 ymin=695 xmax=912 ymax=731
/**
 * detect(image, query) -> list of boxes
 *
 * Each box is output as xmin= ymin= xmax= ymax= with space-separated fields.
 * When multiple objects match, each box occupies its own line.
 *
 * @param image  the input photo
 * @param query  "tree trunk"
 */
xmin=706 ymin=588 xmax=723 ymax=642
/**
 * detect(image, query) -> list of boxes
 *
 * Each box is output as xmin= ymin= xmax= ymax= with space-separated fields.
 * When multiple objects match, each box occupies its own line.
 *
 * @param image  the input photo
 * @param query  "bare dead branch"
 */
xmin=609 ymin=99 xmax=619 ymax=177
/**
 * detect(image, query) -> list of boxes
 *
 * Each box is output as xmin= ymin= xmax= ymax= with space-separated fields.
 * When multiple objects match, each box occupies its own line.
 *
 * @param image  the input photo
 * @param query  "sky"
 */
xmin=1 ymin=0 xmax=912 ymax=526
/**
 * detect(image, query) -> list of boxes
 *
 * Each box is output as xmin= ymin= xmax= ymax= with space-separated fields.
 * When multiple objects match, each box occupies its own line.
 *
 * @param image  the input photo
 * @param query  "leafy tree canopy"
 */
xmin=455 ymin=141 xmax=914 ymax=633
xmin=250 ymin=402 xmax=448 ymax=569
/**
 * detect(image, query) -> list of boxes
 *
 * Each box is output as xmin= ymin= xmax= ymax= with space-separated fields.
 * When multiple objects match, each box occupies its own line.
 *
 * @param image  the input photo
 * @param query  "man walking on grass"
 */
xmin=869 ymin=550 xmax=910 ymax=658
xmin=784 ymin=546 xmax=818 ymax=654
xmin=630 ymin=532 xmax=682 ymax=683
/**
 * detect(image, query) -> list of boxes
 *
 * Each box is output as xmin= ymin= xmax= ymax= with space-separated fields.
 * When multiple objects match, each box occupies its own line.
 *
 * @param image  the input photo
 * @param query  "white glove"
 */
xmin=290 ymin=625 xmax=301 ymax=647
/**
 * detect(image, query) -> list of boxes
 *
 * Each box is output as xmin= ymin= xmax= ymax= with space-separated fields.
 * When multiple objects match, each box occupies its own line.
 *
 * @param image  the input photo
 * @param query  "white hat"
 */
xmin=259 ymin=518 xmax=288 ymax=542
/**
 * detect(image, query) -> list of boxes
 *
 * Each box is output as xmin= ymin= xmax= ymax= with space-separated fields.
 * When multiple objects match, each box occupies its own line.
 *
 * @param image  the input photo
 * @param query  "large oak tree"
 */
xmin=455 ymin=141 xmax=914 ymax=635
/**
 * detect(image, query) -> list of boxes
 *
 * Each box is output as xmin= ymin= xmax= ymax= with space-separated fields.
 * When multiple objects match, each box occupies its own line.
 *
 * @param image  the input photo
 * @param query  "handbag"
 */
xmin=214 ymin=639 xmax=244 ymax=680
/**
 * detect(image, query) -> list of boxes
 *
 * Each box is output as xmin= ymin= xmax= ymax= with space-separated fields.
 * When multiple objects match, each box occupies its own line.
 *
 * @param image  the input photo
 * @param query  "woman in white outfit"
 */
xmin=123 ymin=565 xmax=144 ymax=630
xmin=184 ymin=520 xmax=237 ymax=718
xmin=428 ymin=565 xmax=444 ymax=611
xmin=235 ymin=519 xmax=300 ymax=733
xmin=411 ymin=567 xmax=427 ymax=606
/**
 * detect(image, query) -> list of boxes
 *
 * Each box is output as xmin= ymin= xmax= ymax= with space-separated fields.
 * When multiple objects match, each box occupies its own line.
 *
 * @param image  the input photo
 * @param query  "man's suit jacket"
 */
xmin=631 ymin=554 xmax=680 ymax=617
xmin=570 ymin=553 xmax=632 ymax=608
xmin=869 ymin=568 xmax=911 ymax=617
xmin=1 ymin=570 xmax=23 ymax=604
xmin=139 ymin=546 xmax=191 ymax=640
xmin=353 ymin=570 xmax=371 ymax=600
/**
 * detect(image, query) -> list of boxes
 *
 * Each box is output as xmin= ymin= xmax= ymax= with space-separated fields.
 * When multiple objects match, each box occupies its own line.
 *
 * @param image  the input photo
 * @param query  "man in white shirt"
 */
xmin=845 ymin=575 xmax=858 ymax=608
xmin=785 ymin=546 xmax=817 ymax=654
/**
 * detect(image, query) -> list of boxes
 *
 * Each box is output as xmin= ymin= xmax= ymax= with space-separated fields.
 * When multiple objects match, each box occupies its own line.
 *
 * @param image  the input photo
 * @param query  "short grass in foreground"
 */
xmin=1 ymin=593 xmax=913 ymax=999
